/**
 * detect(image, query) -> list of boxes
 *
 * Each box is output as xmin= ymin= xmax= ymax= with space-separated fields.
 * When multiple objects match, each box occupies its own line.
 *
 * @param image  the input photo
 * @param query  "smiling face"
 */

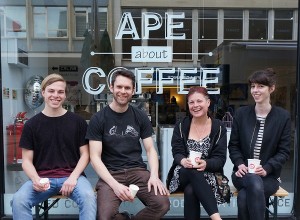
xmin=250 ymin=83 xmax=275 ymax=104
xmin=187 ymin=92 xmax=210 ymax=118
xmin=110 ymin=75 xmax=134 ymax=108
xmin=42 ymin=81 xmax=67 ymax=110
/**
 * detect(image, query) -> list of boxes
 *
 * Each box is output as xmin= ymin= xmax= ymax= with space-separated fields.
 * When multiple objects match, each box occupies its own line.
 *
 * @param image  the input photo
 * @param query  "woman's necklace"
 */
xmin=193 ymin=117 xmax=209 ymax=143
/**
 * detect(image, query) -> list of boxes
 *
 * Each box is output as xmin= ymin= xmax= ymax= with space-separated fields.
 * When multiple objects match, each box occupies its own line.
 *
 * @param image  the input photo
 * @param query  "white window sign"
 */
xmin=131 ymin=46 xmax=172 ymax=62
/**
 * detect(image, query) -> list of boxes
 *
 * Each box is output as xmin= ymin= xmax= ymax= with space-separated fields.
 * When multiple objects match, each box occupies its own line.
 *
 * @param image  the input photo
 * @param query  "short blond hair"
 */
xmin=41 ymin=73 xmax=66 ymax=92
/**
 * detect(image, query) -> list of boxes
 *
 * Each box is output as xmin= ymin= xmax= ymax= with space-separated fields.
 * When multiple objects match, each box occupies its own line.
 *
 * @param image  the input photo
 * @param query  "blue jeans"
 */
xmin=12 ymin=176 xmax=96 ymax=220
xmin=232 ymin=173 xmax=279 ymax=220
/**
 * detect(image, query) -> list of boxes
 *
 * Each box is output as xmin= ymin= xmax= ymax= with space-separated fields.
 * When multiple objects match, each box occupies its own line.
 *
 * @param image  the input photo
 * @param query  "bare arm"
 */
xmin=21 ymin=148 xmax=45 ymax=192
xmin=89 ymin=140 xmax=133 ymax=201
xmin=60 ymin=144 xmax=90 ymax=196
xmin=143 ymin=137 xmax=169 ymax=196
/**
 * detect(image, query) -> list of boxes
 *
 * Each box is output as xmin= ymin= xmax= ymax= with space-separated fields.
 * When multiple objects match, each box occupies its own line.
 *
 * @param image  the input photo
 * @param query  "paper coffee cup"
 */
xmin=40 ymin=178 xmax=50 ymax=190
xmin=129 ymin=184 xmax=139 ymax=197
xmin=248 ymin=159 xmax=261 ymax=173
xmin=189 ymin=151 xmax=202 ymax=166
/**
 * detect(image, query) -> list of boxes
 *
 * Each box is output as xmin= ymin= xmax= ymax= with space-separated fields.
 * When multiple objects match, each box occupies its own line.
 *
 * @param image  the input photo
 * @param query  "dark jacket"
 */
xmin=166 ymin=116 xmax=227 ymax=187
xmin=228 ymin=105 xmax=291 ymax=179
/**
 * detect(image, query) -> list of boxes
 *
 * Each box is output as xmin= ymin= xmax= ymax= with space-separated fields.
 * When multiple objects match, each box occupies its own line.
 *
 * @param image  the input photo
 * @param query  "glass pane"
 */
xmin=224 ymin=19 xmax=243 ymax=39
xmin=249 ymin=20 xmax=268 ymax=39
xmin=34 ymin=14 xmax=46 ymax=37
xmin=274 ymin=20 xmax=293 ymax=39
xmin=172 ymin=17 xmax=192 ymax=39
xmin=5 ymin=6 xmax=26 ymax=37
xmin=148 ymin=39 xmax=167 ymax=46
xmin=199 ymin=9 xmax=218 ymax=18
xmin=198 ymin=39 xmax=217 ymax=59
xmin=275 ymin=10 xmax=294 ymax=19
xmin=48 ymin=7 xmax=67 ymax=30
xmin=122 ymin=39 xmax=142 ymax=59
xmin=173 ymin=39 xmax=192 ymax=59
xmin=199 ymin=19 xmax=218 ymax=39
xmin=224 ymin=10 xmax=243 ymax=18
xmin=76 ymin=16 xmax=87 ymax=37
xmin=249 ymin=10 xmax=268 ymax=19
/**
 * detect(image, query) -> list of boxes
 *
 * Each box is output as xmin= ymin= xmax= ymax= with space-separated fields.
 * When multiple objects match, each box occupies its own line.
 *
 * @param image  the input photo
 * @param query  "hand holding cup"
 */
xmin=189 ymin=151 xmax=202 ymax=167
xmin=40 ymin=178 xmax=50 ymax=190
xmin=129 ymin=184 xmax=139 ymax=197
xmin=247 ymin=159 xmax=261 ymax=174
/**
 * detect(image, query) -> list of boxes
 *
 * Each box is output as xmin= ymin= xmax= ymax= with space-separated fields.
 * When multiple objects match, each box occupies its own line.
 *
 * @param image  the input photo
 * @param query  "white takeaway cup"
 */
xmin=129 ymin=184 xmax=139 ymax=197
xmin=189 ymin=151 xmax=202 ymax=166
xmin=40 ymin=178 xmax=50 ymax=190
xmin=248 ymin=159 xmax=261 ymax=173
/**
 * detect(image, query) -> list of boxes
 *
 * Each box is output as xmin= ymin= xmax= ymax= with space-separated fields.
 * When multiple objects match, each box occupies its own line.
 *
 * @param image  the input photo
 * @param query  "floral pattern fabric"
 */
xmin=168 ymin=136 xmax=226 ymax=204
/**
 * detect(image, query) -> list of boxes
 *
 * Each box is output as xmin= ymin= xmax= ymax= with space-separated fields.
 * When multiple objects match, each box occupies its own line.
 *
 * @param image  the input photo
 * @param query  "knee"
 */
xmin=77 ymin=189 xmax=96 ymax=208
xmin=161 ymin=197 xmax=171 ymax=213
xmin=12 ymin=191 xmax=30 ymax=209
xmin=153 ymin=196 xmax=170 ymax=214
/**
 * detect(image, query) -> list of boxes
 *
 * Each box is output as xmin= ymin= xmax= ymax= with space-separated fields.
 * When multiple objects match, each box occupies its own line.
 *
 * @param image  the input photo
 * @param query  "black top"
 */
xmin=171 ymin=116 xmax=227 ymax=172
xmin=19 ymin=111 xmax=88 ymax=177
xmin=228 ymin=105 xmax=291 ymax=178
xmin=86 ymin=105 xmax=154 ymax=171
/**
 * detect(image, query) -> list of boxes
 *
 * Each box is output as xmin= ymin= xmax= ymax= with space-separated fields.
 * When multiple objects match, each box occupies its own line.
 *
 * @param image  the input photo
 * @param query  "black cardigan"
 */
xmin=166 ymin=116 xmax=227 ymax=187
xmin=228 ymin=105 xmax=291 ymax=179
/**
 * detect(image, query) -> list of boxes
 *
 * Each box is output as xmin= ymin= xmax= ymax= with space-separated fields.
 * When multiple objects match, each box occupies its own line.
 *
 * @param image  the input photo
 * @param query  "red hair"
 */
xmin=187 ymin=86 xmax=209 ymax=100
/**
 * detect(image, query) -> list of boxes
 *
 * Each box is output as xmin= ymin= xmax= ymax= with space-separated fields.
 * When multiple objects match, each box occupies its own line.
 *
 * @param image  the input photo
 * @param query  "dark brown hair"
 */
xmin=248 ymin=68 xmax=276 ymax=87
xmin=111 ymin=69 xmax=135 ymax=87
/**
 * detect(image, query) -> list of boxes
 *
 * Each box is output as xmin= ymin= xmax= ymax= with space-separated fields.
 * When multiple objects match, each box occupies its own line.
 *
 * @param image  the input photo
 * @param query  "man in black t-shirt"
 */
xmin=12 ymin=73 xmax=96 ymax=220
xmin=86 ymin=69 xmax=170 ymax=220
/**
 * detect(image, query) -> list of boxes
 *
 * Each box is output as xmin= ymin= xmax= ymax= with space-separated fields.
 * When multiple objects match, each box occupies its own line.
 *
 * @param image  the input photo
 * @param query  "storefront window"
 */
xmin=0 ymin=0 xmax=298 ymax=218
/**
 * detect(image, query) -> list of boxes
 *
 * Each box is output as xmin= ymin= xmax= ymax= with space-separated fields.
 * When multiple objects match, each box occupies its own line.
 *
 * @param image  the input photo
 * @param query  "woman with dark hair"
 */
xmin=228 ymin=68 xmax=291 ymax=220
xmin=167 ymin=86 xmax=227 ymax=220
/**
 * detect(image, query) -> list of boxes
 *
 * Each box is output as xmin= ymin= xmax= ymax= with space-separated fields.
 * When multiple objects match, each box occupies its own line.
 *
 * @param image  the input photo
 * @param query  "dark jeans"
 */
xmin=96 ymin=167 xmax=170 ymax=220
xmin=232 ymin=173 xmax=279 ymax=220
xmin=179 ymin=168 xmax=219 ymax=219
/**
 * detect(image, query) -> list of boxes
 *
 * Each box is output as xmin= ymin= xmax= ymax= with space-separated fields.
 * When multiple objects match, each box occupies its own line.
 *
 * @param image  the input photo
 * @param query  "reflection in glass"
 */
xmin=5 ymin=6 xmax=26 ymax=37
xmin=249 ymin=10 xmax=268 ymax=40
xmin=274 ymin=10 xmax=293 ymax=40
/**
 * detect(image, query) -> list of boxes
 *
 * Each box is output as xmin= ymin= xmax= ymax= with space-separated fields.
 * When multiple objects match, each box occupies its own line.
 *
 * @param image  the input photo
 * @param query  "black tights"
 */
xmin=179 ymin=168 xmax=219 ymax=219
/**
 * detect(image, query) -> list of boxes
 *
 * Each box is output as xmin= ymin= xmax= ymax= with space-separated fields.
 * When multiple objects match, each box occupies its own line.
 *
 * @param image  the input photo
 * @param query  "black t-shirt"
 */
xmin=19 ymin=111 xmax=88 ymax=177
xmin=86 ymin=105 xmax=154 ymax=171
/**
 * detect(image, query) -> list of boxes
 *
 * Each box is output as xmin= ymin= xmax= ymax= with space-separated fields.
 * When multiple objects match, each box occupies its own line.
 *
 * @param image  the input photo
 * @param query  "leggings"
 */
xmin=179 ymin=168 xmax=219 ymax=219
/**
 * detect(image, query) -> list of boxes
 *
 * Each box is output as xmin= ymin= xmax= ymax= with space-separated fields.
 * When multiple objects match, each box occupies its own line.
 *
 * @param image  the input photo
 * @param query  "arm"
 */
xmin=60 ymin=144 xmax=90 ymax=196
xmin=89 ymin=140 xmax=134 ymax=201
xmin=171 ymin=121 xmax=188 ymax=165
xmin=263 ymin=112 xmax=291 ymax=175
xmin=21 ymin=148 xmax=45 ymax=192
xmin=205 ymin=124 xmax=227 ymax=172
xmin=228 ymin=110 xmax=246 ymax=169
xmin=142 ymin=137 xmax=169 ymax=196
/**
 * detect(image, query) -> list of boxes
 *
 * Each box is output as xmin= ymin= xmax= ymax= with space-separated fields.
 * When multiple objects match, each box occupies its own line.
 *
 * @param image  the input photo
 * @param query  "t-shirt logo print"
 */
xmin=109 ymin=125 xmax=139 ymax=137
